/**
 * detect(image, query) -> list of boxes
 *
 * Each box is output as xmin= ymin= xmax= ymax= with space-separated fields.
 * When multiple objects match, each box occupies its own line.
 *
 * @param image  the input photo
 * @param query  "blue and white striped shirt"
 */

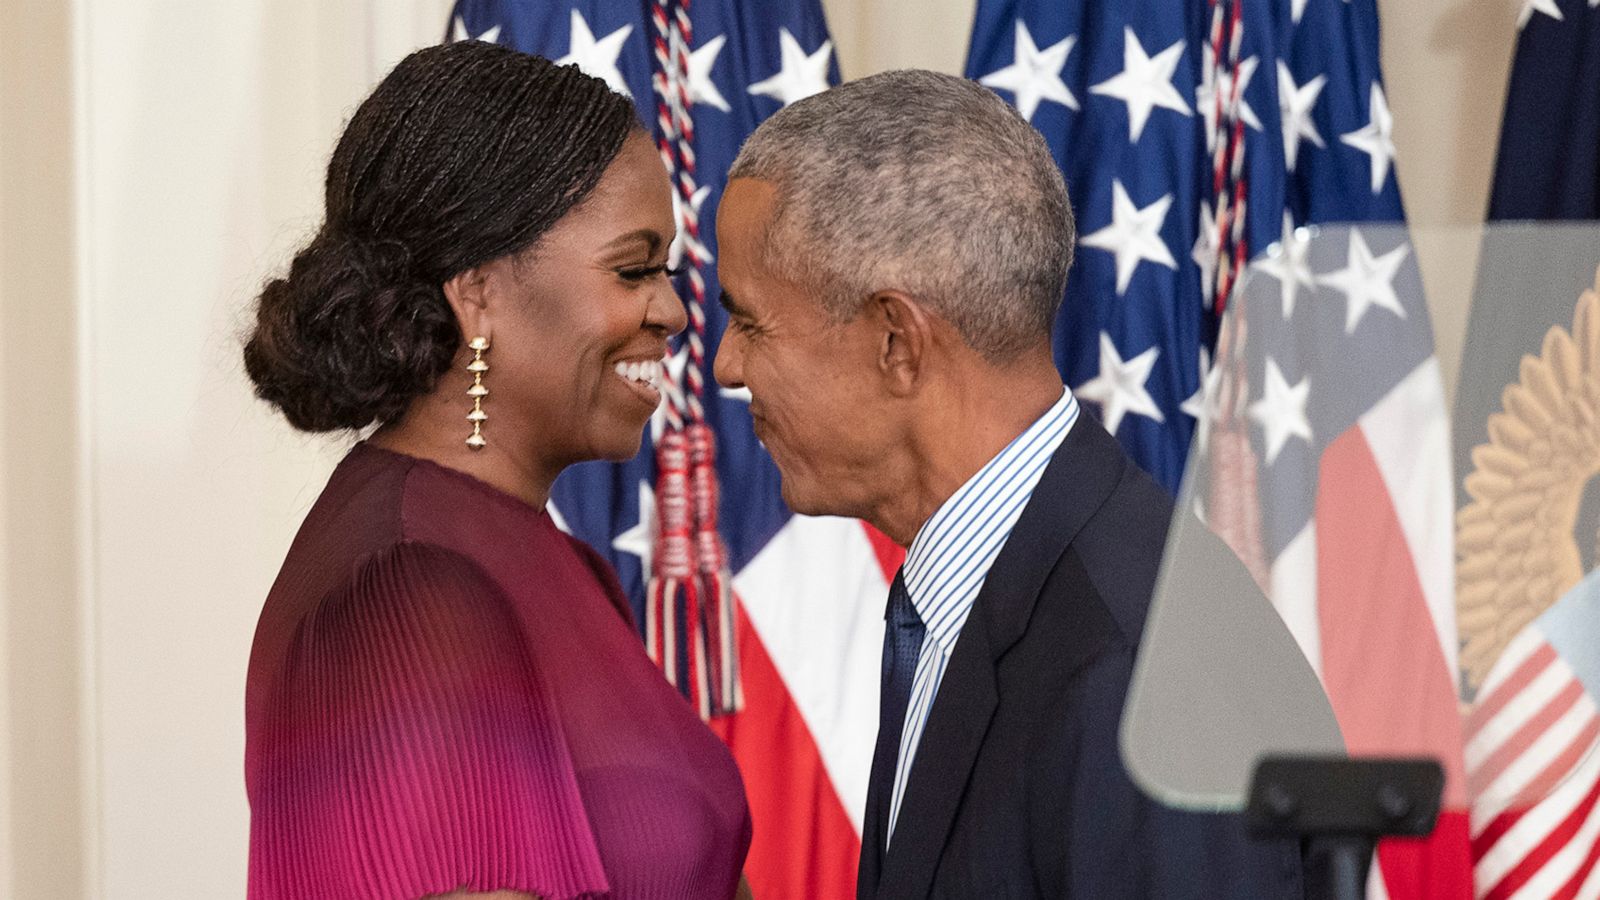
xmin=885 ymin=387 xmax=1080 ymax=845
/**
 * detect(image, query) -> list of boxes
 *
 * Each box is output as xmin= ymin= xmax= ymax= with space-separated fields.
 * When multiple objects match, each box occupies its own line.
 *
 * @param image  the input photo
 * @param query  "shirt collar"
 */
xmin=901 ymin=388 xmax=1079 ymax=653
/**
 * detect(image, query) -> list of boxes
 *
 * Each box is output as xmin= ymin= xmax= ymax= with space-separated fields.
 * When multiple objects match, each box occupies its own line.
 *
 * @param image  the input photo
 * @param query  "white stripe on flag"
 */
xmin=1468 ymin=655 xmax=1581 ymax=772
xmin=1475 ymin=729 xmax=1600 ymax=890
xmin=1481 ymin=628 xmax=1555 ymax=704
xmin=1514 ymin=770 xmax=1600 ymax=899
xmin=1365 ymin=862 xmax=1391 ymax=900
xmin=1356 ymin=357 xmax=1458 ymax=674
xmin=1578 ymin=844 xmax=1600 ymax=900
xmin=1268 ymin=522 xmax=1322 ymax=679
xmin=734 ymin=514 xmax=889 ymax=834
xmin=1471 ymin=687 xmax=1597 ymax=836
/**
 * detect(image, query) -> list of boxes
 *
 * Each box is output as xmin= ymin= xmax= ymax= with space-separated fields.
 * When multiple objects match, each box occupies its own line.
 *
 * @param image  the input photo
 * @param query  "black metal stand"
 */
xmin=1246 ymin=756 xmax=1445 ymax=900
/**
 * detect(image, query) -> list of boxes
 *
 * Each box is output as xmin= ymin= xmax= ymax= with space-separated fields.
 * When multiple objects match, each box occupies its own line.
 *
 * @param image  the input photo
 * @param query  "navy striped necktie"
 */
xmin=867 ymin=568 xmax=926 ymax=862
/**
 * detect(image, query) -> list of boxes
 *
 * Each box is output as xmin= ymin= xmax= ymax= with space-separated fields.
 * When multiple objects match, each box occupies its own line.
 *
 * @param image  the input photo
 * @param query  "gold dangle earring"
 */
xmin=465 ymin=337 xmax=489 ymax=450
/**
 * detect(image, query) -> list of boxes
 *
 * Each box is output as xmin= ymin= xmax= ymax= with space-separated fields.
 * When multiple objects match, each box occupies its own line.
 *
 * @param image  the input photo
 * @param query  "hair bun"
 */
xmin=243 ymin=230 xmax=460 ymax=432
xmin=243 ymin=40 xmax=639 ymax=435
xmin=322 ymin=231 xmax=415 ymax=288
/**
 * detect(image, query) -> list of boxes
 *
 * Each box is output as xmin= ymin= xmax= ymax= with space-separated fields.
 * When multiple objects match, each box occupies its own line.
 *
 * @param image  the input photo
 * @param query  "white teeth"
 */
xmin=614 ymin=359 xmax=663 ymax=390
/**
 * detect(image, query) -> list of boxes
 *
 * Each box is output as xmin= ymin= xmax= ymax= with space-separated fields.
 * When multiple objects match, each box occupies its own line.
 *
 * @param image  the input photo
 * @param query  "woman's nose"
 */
xmin=649 ymin=282 xmax=690 ymax=336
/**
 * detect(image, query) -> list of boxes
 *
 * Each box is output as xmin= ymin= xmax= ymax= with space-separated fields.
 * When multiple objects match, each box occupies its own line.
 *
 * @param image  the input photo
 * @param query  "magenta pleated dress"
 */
xmin=245 ymin=443 xmax=751 ymax=899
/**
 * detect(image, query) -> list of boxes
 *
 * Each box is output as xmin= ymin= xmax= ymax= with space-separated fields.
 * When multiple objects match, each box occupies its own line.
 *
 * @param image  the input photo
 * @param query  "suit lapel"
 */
xmin=858 ymin=713 xmax=889 ymax=896
xmin=873 ymin=417 xmax=1130 ymax=898
xmin=874 ymin=618 xmax=1000 ymax=899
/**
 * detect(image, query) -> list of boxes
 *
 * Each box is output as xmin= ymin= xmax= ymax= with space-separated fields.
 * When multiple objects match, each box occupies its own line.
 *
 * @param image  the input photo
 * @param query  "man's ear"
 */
xmin=442 ymin=265 xmax=493 ymax=348
xmin=873 ymin=289 xmax=934 ymax=397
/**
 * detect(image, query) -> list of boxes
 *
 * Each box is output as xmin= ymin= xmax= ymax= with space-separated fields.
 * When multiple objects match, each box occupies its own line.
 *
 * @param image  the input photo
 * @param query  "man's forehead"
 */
xmin=720 ymin=177 xmax=780 ymax=226
xmin=717 ymin=177 xmax=783 ymax=280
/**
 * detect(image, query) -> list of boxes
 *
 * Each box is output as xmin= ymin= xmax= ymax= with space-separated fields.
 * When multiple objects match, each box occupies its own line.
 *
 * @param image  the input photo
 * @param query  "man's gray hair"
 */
xmin=727 ymin=69 xmax=1073 ymax=359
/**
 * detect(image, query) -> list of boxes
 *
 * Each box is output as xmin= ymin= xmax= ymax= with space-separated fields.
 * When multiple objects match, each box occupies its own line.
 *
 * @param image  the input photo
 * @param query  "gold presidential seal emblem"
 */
xmin=1458 ymin=267 xmax=1600 ymax=692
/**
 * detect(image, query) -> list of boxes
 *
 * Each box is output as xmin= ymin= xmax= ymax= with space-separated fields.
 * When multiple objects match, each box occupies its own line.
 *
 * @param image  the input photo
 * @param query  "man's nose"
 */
xmin=713 ymin=331 xmax=744 ymax=388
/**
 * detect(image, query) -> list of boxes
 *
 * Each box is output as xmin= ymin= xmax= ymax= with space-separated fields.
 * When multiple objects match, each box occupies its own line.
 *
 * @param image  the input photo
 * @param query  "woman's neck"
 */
xmin=368 ymin=399 xmax=561 ymax=510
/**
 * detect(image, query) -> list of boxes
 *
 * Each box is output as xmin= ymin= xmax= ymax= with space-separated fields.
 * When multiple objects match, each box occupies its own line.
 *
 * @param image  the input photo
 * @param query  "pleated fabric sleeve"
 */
xmin=247 ymin=540 xmax=611 ymax=900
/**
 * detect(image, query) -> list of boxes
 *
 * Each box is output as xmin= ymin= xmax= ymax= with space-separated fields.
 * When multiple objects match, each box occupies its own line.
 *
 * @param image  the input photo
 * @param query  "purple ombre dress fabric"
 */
xmin=245 ymin=444 xmax=751 ymax=899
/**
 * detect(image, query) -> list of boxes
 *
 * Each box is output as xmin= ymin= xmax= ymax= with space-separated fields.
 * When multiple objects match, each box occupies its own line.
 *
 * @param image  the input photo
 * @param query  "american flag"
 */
xmin=967 ymin=0 xmax=1472 ymax=896
xmin=445 ymin=2 xmax=882 ymax=898
xmin=1485 ymin=0 xmax=1600 ymax=222
xmin=1464 ymin=581 xmax=1600 ymax=899
xmin=1458 ymin=2 xmax=1600 ymax=897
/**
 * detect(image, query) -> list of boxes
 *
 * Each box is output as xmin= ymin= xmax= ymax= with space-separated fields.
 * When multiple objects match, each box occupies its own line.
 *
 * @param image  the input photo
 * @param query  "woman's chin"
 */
xmin=592 ymin=422 xmax=652 ymax=462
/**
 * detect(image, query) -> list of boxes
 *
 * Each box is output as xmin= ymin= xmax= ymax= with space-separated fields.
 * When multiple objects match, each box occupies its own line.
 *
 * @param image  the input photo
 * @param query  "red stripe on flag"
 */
xmin=1554 ymin=800 xmax=1600 ymax=900
xmin=861 ymin=522 xmax=906 ymax=583
xmin=1472 ymin=717 xmax=1600 ymax=858
xmin=1483 ymin=770 xmax=1600 ymax=899
xmin=1469 ymin=678 xmax=1586 ymax=797
xmin=1378 ymin=812 xmax=1474 ymax=900
xmin=710 ymin=601 xmax=860 ymax=900
xmin=1314 ymin=426 xmax=1473 ymax=898
xmin=1468 ymin=643 xmax=1560 ymax=737
xmin=1473 ymin=806 xmax=1525 ymax=870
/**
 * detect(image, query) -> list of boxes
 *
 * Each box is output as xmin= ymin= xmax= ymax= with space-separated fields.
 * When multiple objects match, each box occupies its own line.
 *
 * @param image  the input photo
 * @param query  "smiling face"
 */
xmin=713 ymin=177 xmax=900 ymax=518
xmin=478 ymin=131 xmax=687 ymax=468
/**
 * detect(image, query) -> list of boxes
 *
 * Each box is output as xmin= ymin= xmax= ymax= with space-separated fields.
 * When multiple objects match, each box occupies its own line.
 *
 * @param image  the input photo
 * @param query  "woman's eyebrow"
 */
xmin=600 ymin=228 xmax=664 ymax=256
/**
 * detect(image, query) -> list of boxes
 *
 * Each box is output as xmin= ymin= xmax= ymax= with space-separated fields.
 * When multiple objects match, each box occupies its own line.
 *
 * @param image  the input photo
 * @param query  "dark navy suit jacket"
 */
xmin=856 ymin=416 xmax=1304 ymax=899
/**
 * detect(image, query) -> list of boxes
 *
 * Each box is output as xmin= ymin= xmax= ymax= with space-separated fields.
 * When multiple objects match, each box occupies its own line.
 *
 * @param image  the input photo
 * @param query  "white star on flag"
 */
xmin=650 ymin=344 xmax=694 ymax=443
xmin=611 ymin=481 xmax=657 ymax=571
xmin=1251 ymin=212 xmax=1317 ymax=319
xmin=1180 ymin=347 xmax=1220 ymax=455
xmin=451 ymin=16 xmax=502 ymax=44
xmin=1197 ymin=46 xmax=1261 ymax=152
xmin=1339 ymin=82 xmax=1396 ymax=194
xmin=1278 ymin=62 xmax=1327 ymax=173
xmin=687 ymin=35 xmax=731 ymax=112
xmin=1089 ymin=28 xmax=1192 ymax=142
xmin=1518 ymin=0 xmax=1565 ymax=27
xmin=1291 ymin=0 xmax=1311 ymax=23
xmin=1080 ymin=179 xmax=1177 ymax=295
xmin=670 ymin=185 xmax=714 ymax=270
xmin=1074 ymin=332 xmax=1164 ymax=435
xmin=556 ymin=10 xmax=633 ymax=98
xmin=1316 ymin=228 xmax=1410 ymax=333
xmin=747 ymin=29 xmax=832 ymax=107
xmin=1192 ymin=201 xmax=1220 ymax=308
xmin=1248 ymin=358 xmax=1313 ymax=465
xmin=978 ymin=20 xmax=1078 ymax=121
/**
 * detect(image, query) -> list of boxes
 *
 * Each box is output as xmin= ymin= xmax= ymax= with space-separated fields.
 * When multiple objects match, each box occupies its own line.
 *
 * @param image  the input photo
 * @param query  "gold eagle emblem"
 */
xmin=1457 ymin=267 xmax=1600 ymax=691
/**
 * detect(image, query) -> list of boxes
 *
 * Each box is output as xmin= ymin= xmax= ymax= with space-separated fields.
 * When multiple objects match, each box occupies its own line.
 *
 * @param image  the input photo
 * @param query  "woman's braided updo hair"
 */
xmin=244 ymin=41 xmax=639 ymax=432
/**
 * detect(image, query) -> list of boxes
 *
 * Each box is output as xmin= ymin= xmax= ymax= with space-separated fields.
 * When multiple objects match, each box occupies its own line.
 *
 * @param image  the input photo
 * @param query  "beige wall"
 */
xmin=69 ymin=4 xmax=459 ymax=896
xmin=0 ymin=1 xmax=1523 ymax=895
xmin=0 ymin=1 xmax=453 ymax=895
xmin=1 ymin=2 xmax=86 ymax=895
xmin=822 ymin=0 xmax=977 ymax=78
xmin=1384 ymin=0 xmax=1522 ymax=405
